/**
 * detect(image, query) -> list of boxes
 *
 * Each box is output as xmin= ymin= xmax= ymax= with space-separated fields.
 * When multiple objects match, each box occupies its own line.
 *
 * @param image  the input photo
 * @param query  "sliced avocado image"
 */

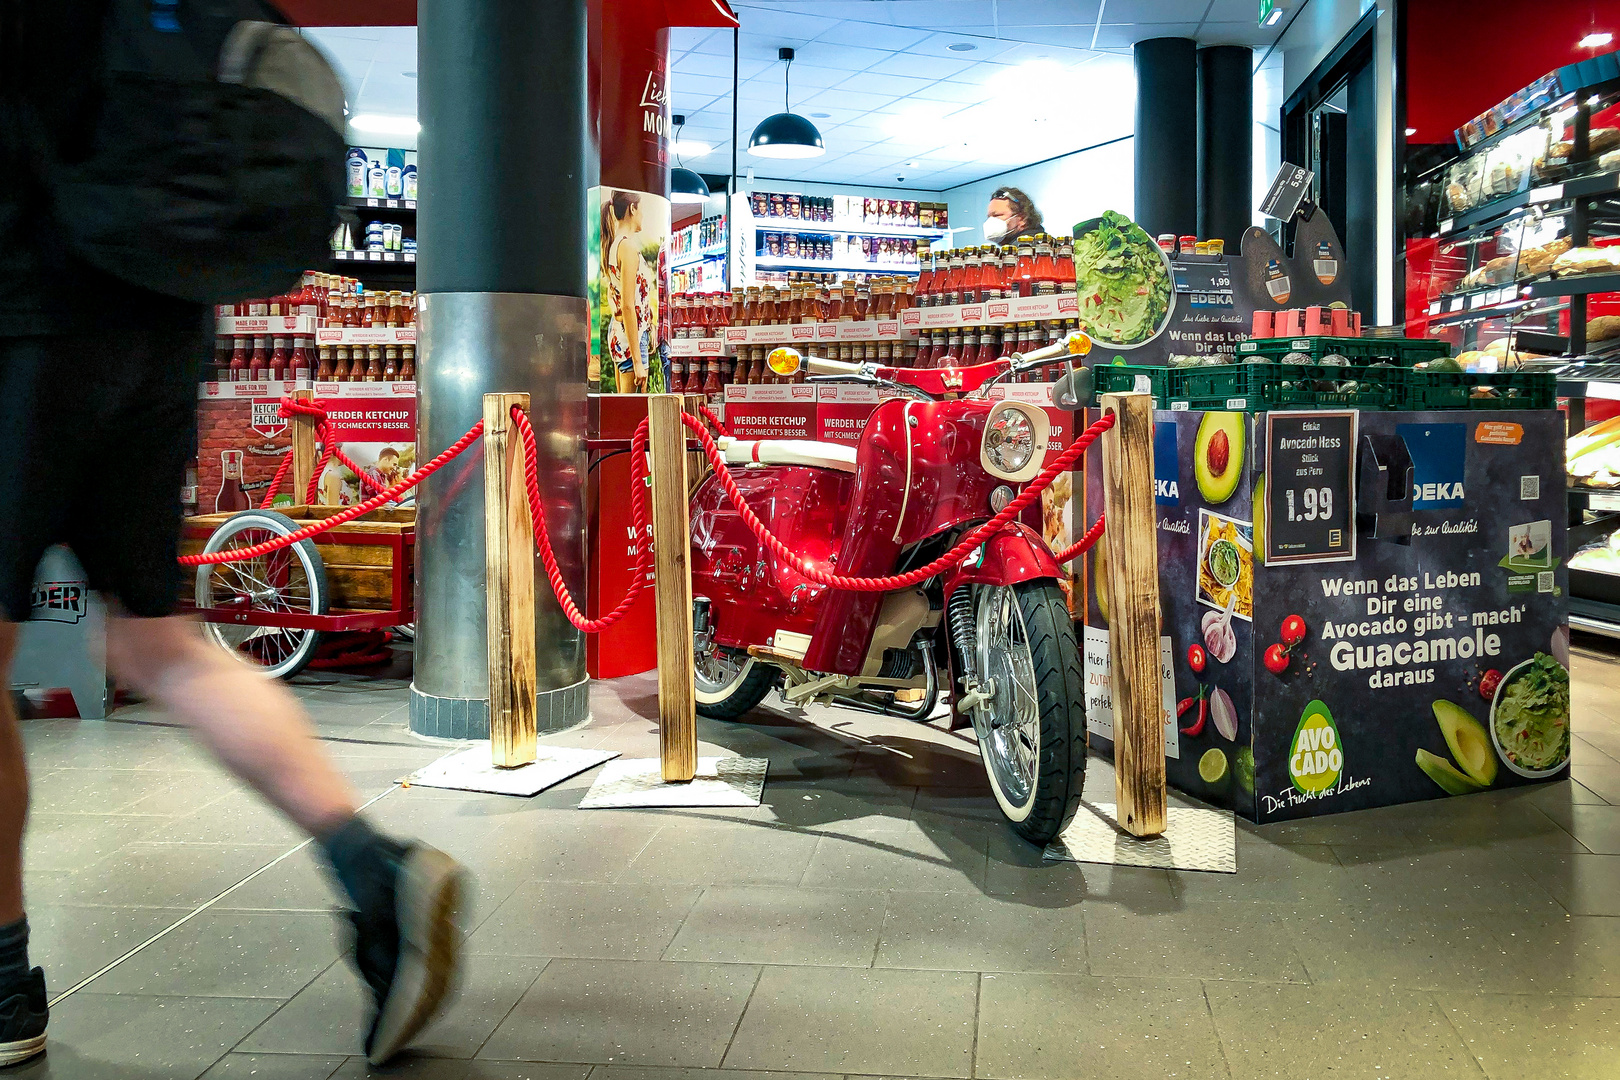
xmin=1416 ymin=748 xmax=1486 ymax=795
xmin=1194 ymin=412 xmax=1245 ymax=505
xmin=1093 ymin=543 xmax=1109 ymax=625
xmin=1252 ymin=473 xmax=1266 ymax=559
xmin=1433 ymin=699 xmax=1498 ymax=787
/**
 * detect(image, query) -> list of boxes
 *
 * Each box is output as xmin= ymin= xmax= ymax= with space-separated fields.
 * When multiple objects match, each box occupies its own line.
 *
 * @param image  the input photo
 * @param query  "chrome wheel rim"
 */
xmin=694 ymin=640 xmax=752 ymax=700
xmin=975 ymin=584 xmax=1041 ymax=809
xmin=196 ymin=520 xmax=321 ymax=678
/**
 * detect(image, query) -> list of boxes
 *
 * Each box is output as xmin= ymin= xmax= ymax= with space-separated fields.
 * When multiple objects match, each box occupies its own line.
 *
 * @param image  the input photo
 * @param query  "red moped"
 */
xmin=689 ymin=334 xmax=1091 ymax=843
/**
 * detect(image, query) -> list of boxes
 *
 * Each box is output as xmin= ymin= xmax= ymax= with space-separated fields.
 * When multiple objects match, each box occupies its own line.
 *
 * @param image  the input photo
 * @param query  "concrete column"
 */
xmin=410 ymin=0 xmax=590 ymax=738
xmin=1133 ymin=37 xmax=1197 ymax=240
xmin=1197 ymin=45 xmax=1254 ymax=249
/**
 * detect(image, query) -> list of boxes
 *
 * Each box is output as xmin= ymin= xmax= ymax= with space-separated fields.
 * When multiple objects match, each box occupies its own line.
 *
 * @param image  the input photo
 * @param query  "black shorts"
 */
xmin=0 ymin=326 xmax=205 ymax=621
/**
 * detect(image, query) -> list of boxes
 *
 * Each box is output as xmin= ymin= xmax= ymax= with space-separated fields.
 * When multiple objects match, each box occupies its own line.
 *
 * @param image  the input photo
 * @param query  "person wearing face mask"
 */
xmin=983 ymin=186 xmax=1044 ymax=243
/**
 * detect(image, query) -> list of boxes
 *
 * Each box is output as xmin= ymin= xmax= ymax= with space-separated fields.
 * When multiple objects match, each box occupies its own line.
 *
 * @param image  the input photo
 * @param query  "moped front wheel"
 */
xmin=970 ymin=581 xmax=1087 ymax=845
xmin=694 ymin=644 xmax=777 ymax=720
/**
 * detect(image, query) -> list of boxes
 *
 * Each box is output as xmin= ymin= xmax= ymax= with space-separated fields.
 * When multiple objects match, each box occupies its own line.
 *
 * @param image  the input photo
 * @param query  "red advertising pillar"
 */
xmin=587 ymin=0 xmax=736 ymax=678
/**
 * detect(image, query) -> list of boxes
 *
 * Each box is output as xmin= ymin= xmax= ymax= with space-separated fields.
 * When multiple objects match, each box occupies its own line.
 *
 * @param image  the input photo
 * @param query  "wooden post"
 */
xmin=482 ymin=393 xmax=538 ymax=768
xmin=1099 ymin=392 xmax=1166 ymax=837
xmin=290 ymin=388 xmax=319 ymax=506
xmin=648 ymin=394 xmax=698 ymax=782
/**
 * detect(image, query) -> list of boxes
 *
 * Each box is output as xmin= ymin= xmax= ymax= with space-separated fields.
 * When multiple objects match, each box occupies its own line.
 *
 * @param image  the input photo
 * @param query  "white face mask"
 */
xmin=983 ymin=216 xmax=1009 ymax=241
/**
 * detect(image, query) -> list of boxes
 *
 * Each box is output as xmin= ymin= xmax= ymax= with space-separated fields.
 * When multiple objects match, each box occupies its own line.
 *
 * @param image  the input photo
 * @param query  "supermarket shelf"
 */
xmin=752 ymin=216 xmax=950 ymax=240
xmin=902 ymin=293 xmax=1081 ymax=329
xmin=315 ymin=326 xmax=415 ymax=345
xmin=669 ymin=319 xmax=919 ymax=353
xmin=754 ymin=256 xmax=920 ymax=274
xmin=347 ymin=196 xmax=416 ymax=211
xmin=1570 ymin=597 xmax=1620 ymax=639
xmin=216 ymin=318 xmax=415 ymax=345
xmin=333 ymin=249 xmax=416 ymax=265
xmin=1527 ymin=272 xmax=1620 ymax=299
xmin=671 ymin=245 xmax=726 ymax=269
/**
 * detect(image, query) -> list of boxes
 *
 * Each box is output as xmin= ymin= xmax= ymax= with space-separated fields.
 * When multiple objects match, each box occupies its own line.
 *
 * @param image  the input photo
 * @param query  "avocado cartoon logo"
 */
xmin=1289 ymin=700 xmax=1343 ymax=794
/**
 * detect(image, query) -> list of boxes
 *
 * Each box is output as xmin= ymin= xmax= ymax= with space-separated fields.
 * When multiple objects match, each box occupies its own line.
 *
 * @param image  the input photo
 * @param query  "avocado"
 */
xmin=1194 ymin=412 xmax=1244 ymax=505
xmin=1416 ymin=748 xmax=1485 ymax=795
xmin=1432 ymin=699 xmax=1498 ymax=787
xmin=1252 ymin=473 xmax=1266 ymax=560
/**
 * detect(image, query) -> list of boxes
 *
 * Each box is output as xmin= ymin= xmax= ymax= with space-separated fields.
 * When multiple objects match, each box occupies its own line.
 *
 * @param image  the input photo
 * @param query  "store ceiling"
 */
xmin=306 ymin=0 xmax=1286 ymax=190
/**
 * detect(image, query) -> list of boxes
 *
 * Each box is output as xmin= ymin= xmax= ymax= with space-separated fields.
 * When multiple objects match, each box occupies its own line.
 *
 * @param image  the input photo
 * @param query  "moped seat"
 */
xmin=717 ymin=437 xmax=857 ymax=474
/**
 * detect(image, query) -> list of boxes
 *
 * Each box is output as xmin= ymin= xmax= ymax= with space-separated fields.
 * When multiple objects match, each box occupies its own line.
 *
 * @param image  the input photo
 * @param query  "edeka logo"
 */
xmin=1153 ymin=421 xmax=1179 ymax=504
xmin=1289 ymin=700 xmax=1343 ymax=794
xmin=1397 ymin=422 xmax=1467 ymax=509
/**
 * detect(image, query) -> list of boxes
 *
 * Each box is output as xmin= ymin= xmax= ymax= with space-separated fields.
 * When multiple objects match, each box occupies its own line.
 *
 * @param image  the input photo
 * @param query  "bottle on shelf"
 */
xmin=269 ymin=337 xmax=290 ymax=381
xmin=1055 ymin=237 xmax=1076 ymax=294
xmin=1015 ymin=236 xmax=1037 ymax=297
xmin=365 ymin=345 xmax=384 ymax=381
xmin=216 ymin=450 xmax=251 ymax=513
xmin=917 ymin=250 xmax=937 ymax=307
xmin=383 ymin=345 xmax=400 ymax=381
xmin=229 ymin=336 xmax=249 ymax=381
xmin=249 ymin=336 xmax=269 ymax=381
xmin=316 ymin=344 xmax=335 ymax=381
xmin=333 ymin=345 xmax=352 ymax=381
xmin=1032 ymin=235 xmax=1059 ymax=296
xmin=399 ymin=345 xmax=416 ymax=381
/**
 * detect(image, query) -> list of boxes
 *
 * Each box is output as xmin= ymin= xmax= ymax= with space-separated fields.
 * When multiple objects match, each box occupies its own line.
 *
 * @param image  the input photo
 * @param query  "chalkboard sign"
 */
xmin=1264 ymin=410 xmax=1357 ymax=565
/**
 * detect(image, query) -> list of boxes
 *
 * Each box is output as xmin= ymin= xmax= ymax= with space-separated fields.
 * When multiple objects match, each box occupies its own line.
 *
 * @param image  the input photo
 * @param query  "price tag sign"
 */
xmin=1264 ymin=410 xmax=1357 ymax=565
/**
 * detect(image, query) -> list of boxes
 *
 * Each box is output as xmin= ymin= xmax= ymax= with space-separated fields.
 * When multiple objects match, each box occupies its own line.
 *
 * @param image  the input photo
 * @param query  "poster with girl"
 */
xmin=589 ymin=186 xmax=670 ymax=392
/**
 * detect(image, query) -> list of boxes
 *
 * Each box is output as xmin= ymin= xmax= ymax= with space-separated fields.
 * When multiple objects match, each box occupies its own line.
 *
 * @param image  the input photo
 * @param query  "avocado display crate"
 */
xmin=1173 ymin=362 xmax=1404 ymax=412
xmin=1080 ymin=405 xmax=1570 ymax=822
xmin=1398 ymin=370 xmax=1557 ymax=411
xmin=1236 ymin=335 xmax=1452 ymax=366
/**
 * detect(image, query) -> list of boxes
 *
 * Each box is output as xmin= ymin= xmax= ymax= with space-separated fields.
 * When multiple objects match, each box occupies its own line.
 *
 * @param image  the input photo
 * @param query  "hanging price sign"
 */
xmin=1264 ymin=410 xmax=1357 ymax=565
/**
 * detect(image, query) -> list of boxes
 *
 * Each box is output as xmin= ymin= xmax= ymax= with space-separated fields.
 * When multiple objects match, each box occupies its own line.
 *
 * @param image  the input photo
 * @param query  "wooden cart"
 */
xmin=178 ymin=506 xmax=415 ymax=678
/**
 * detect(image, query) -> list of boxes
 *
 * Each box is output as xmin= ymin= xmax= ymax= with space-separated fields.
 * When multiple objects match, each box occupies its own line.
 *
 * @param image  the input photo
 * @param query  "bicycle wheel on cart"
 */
xmin=194 ymin=510 xmax=329 ymax=679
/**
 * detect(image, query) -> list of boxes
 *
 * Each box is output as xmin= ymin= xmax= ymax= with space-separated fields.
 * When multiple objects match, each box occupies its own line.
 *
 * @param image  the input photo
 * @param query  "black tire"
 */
xmin=694 ymin=650 xmax=777 ymax=720
xmin=972 ymin=580 xmax=1088 ymax=845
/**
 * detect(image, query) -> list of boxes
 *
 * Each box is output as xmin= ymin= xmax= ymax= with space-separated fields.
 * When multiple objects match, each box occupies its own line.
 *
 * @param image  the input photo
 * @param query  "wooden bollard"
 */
xmin=290 ymin=388 xmax=319 ymax=505
xmin=1099 ymin=392 xmax=1166 ymax=837
xmin=648 ymin=394 xmax=698 ymax=782
xmin=481 ymin=393 xmax=538 ymax=769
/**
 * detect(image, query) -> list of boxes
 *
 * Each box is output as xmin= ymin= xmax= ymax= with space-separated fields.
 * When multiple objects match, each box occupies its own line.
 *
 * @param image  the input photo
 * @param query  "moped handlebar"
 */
xmin=803 ymin=355 xmax=866 ymax=378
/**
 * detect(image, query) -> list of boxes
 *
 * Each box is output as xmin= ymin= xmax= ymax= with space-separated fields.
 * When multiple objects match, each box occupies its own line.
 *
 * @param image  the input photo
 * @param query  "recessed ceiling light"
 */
xmin=403 ymin=71 xmax=417 ymax=79
xmin=1405 ymin=127 xmax=1417 ymax=136
xmin=906 ymin=161 xmax=919 ymax=167
xmin=1578 ymin=31 xmax=1613 ymax=48
xmin=947 ymin=42 xmax=977 ymax=52
xmin=810 ymin=112 xmax=831 ymax=118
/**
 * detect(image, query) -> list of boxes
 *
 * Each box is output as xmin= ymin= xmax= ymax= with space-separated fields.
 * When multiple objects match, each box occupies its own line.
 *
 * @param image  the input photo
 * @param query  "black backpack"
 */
xmin=44 ymin=0 xmax=347 ymax=303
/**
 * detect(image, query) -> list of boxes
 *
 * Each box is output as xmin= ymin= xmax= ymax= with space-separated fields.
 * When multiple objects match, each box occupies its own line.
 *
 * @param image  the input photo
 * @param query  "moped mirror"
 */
xmin=1050 ymin=365 xmax=1093 ymax=411
xmin=766 ymin=347 xmax=802 ymax=377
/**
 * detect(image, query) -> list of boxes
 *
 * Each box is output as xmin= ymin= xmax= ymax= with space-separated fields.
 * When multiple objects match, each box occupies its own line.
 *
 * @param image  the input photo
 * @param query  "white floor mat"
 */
xmin=578 ymin=755 xmax=768 ymax=808
xmin=403 ymin=744 xmax=619 ymax=796
xmin=1044 ymin=801 xmax=1237 ymax=873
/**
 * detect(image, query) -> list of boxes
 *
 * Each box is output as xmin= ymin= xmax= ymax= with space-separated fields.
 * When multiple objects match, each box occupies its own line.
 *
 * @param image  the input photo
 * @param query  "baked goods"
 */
xmin=1589 ymin=316 xmax=1620 ymax=343
xmin=1553 ymin=246 xmax=1620 ymax=276
xmin=1514 ymin=236 xmax=1573 ymax=278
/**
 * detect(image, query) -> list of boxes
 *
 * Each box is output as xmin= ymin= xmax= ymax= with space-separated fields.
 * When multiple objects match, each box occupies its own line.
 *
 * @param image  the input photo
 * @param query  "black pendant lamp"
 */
xmin=748 ymin=47 xmax=825 ymax=159
xmin=670 ymin=115 xmax=710 ymax=206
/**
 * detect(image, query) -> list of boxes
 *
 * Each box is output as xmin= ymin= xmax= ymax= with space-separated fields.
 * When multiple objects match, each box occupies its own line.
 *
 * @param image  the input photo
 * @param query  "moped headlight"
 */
xmin=980 ymin=401 xmax=1050 ymax=483
xmin=984 ymin=406 xmax=1035 ymax=473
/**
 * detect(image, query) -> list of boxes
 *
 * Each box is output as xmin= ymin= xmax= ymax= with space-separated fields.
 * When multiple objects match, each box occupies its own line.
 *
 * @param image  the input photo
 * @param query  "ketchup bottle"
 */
xmin=1032 ymin=235 xmax=1059 ymax=295
xmin=383 ymin=345 xmax=400 ymax=381
xmin=229 ymin=337 xmax=249 ymax=381
xmin=702 ymin=357 xmax=722 ymax=400
xmin=942 ymin=250 xmax=964 ymax=306
xmin=269 ymin=336 xmax=290 ymax=382
xmin=291 ymin=336 xmax=312 ymax=381
xmin=982 ymin=246 xmax=1007 ymax=300
xmin=1014 ymin=236 xmax=1038 ymax=297
xmin=216 ymin=450 xmax=251 ymax=512
xmin=917 ymin=251 xmax=937 ymax=307
xmin=399 ymin=345 xmax=416 ymax=381
xmin=249 ymin=336 xmax=269 ymax=381
xmin=332 ymin=346 xmax=352 ymax=381
xmin=962 ymin=248 xmax=984 ymax=304
xmin=316 ymin=345 xmax=335 ymax=381
xmin=1055 ymin=237 xmax=1076 ymax=294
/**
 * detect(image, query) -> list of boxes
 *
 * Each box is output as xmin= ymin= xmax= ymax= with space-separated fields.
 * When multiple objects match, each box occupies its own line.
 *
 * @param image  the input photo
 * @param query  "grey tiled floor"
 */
xmin=10 ymin=639 xmax=1620 ymax=1079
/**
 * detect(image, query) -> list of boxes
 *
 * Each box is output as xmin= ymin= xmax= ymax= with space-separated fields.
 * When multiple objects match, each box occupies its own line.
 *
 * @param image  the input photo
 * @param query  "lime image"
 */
xmin=1199 ymin=747 xmax=1228 ymax=784
xmin=1235 ymin=746 xmax=1255 ymax=795
xmin=1206 ymin=538 xmax=1240 ymax=587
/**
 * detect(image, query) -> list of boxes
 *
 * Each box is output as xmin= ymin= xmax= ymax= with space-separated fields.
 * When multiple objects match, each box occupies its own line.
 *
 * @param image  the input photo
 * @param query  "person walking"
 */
xmin=0 ymin=2 xmax=465 ymax=1067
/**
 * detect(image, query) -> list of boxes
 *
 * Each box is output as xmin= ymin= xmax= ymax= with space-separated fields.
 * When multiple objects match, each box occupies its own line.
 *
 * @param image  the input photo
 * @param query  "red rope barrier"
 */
xmin=512 ymin=407 xmax=653 ymax=634
xmin=697 ymin=403 xmax=729 ymax=438
xmin=1056 ymin=515 xmax=1108 ymax=565
xmin=177 ymin=421 xmax=485 ymax=565
xmin=258 ymin=454 xmax=293 ymax=510
xmin=672 ymin=410 xmax=1115 ymax=593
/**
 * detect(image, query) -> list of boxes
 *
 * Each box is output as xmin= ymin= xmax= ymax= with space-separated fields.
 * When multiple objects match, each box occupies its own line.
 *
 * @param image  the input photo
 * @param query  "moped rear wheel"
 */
xmin=970 ymin=581 xmax=1087 ymax=845
xmin=694 ymin=645 xmax=777 ymax=719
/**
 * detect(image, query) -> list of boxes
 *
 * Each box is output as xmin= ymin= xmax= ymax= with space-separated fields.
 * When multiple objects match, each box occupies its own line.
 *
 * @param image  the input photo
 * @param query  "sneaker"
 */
xmin=345 ymin=844 xmax=467 ymax=1066
xmin=0 ymin=968 xmax=47 ymax=1067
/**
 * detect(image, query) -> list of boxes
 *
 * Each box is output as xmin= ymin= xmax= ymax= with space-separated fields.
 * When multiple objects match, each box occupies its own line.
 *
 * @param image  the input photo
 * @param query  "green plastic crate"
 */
xmin=1236 ymin=335 xmax=1451 ymax=367
xmin=1089 ymin=364 xmax=1173 ymax=401
xmin=1398 ymin=370 xmax=1556 ymax=411
xmin=1169 ymin=362 xmax=1403 ymax=412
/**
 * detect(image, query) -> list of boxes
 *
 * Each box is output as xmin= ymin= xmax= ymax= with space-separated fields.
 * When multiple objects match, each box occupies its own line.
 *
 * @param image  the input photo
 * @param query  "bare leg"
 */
xmin=0 ymin=624 xmax=25 ymax=925
xmin=104 ymin=615 xmax=356 ymax=837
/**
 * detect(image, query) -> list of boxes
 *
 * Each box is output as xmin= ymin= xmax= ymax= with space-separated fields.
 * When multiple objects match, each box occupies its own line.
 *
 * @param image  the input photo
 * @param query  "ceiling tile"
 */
xmin=800 ymin=87 xmax=901 ymax=112
xmin=905 ymin=80 xmax=992 ymax=105
xmin=729 ymin=7 xmax=842 ymax=40
xmin=1102 ymin=0 xmax=1211 ymax=20
xmin=809 ymin=21 xmax=933 ymax=51
xmin=670 ymin=27 xmax=718 ymax=53
xmin=995 ymin=0 xmax=1105 ymax=25
xmin=995 ymin=24 xmax=1111 ymax=49
xmin=1091 ymin=22 xmax=1201 ymax=48
xmin=902 ymin=32 xmax=1025 ymax=61
xmin=875 ymin=1 xmax=1003 ymax=29
xmin=670 ymin=72 xmax=737 ymax=99
xmin=869 ymin=52 xmax=977 ymax=80
xmin=789 ymin=41 xmax=896 ymax=71
xmin=832 ymin=70 xmax=937 ymax=97
xmin=1203 ymin=0 xmax=1263 ymax=19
